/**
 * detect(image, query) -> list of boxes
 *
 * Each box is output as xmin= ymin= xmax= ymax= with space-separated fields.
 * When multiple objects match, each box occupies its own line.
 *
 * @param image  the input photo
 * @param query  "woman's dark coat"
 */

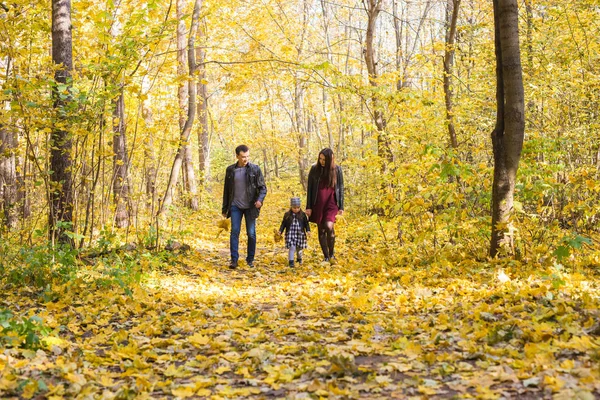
xmin=306 ymin=164 xmax=344 ymax=211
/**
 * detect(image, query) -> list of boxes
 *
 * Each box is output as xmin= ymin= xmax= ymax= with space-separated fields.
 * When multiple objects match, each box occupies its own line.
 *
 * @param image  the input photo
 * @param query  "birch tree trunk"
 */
xmin=50 ymin=0 xmax=74 ymax=246
xmin=490 ymin=0 xmax=525 ymax=257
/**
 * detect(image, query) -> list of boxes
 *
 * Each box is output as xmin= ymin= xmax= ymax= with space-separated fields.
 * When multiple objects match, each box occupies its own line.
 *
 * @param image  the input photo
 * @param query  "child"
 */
xmin=278 ymin=197 xmax=310 ymax=267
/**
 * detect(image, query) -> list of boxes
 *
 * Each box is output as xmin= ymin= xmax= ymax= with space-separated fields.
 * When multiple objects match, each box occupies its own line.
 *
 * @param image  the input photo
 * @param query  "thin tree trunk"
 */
xmin=295 ymin=0 xmax=310 ymax=191
xmin=320 ymin=0 xmax=334 ymax=150
xmin=443 ymin=0 xmax=460 ymax=149
xmin=196 ymin=20 xmax=211 ymax=185
xmin=50 ymin=0 xmax=74 ymax=246
xmin=183 ymin=144 xmax=198 ymax=210
xmin=295 ymin=80 xmax=308 ymax=191
xmin=392 ymin=0 xmax=404 ymax=91
xmin=0 ymin=125 xmax=18 ymax=228
xmin=176 ymin=0 xmax=198 ymax=210
xmin=490 ymin=0 xmax=525 ymax=257
xmin=160 ymin=0 xmax=201 ymax=214
xmin=364 ymin=0 xmax=393 ymax=166
xmin=112 ymin=89 xmax=130 ymax=228
xmin=142 ymin=105 xmax=157 ymax=213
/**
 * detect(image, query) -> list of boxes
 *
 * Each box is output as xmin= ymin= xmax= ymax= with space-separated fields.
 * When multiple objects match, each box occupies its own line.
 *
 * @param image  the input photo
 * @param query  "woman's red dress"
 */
xmin=309 ymin=181 xmax=338 ymax=224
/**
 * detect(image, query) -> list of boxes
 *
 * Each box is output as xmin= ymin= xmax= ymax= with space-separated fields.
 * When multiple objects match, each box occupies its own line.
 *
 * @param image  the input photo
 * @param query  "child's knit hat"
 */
xmin=290 ymin=197 xmax=301 ymax=207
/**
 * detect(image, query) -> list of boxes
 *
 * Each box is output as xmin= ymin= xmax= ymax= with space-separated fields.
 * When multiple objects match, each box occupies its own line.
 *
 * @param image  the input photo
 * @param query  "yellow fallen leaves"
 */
xmin=217 ymin=218 xmax=230 ymax=230
xmin=187 ymin=332 xmax=210 ymax=347
xmin=2 ymin=188 xmax=600 ymax=399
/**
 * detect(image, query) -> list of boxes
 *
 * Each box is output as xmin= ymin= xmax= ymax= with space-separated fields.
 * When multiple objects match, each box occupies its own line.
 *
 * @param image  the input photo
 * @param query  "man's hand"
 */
xmin=306 ymin=209 xmax=312 ymax=217
xmin=255 ymin=200 xmax=262 ymax=209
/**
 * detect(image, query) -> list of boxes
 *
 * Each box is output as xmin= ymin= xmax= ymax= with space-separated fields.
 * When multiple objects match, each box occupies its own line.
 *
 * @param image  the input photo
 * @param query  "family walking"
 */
xmin=221 ymin=145 xmax=344 ymax=269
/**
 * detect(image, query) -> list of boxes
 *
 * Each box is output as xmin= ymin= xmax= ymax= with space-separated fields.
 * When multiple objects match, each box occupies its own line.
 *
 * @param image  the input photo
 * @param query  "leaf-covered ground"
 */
xmin=2 ymin=193 xmax=600 ymax=399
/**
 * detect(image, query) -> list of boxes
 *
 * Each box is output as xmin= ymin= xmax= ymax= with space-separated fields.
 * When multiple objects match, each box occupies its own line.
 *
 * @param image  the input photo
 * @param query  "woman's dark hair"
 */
xmin=318 ymin=148 xmax=337 ymax=188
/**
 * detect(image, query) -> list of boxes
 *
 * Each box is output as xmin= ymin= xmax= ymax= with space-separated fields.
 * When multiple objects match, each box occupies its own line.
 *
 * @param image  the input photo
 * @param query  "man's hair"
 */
xmin=235 ymin=144 xmax=249 ymax=155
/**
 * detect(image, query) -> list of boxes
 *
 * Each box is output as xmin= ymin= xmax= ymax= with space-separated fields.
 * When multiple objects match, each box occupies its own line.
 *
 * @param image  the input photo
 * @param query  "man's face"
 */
xmin=319 ymin=154 xmax=326 ymax=167
xmin=236 ymin=150 xmax=250 ymax=166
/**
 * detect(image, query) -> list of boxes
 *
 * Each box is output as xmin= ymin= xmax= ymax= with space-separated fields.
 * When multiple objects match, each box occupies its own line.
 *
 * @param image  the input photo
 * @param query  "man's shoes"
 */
xmin=228 ymin=260 xmax=238 ymax=269
xmin=247 ymin=260 xmax=254 ymax=268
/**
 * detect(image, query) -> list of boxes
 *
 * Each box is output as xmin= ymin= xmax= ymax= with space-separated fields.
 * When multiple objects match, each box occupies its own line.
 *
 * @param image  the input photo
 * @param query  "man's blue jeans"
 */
xmin=230 ymin=204 xmax=256 ymax=263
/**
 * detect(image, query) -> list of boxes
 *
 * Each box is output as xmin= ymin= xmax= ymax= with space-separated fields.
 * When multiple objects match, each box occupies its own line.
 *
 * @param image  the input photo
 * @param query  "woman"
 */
xmin=305 ymin=148 xmax=344 ymax=262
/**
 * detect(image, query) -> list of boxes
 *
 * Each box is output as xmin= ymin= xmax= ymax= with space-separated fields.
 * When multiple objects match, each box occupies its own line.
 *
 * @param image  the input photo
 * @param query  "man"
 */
xmin=222 ymin=145 xmax=267 ymax=269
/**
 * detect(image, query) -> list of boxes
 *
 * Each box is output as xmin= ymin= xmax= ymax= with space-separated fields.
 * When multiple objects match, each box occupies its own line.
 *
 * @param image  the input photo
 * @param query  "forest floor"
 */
xmin=1 ymin=189 xmax=600 ymax=399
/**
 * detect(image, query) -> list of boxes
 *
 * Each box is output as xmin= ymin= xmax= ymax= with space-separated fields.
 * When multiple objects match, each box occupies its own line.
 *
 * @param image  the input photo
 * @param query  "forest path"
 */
xmin=1 ymin=207 xmax=599 ymax=399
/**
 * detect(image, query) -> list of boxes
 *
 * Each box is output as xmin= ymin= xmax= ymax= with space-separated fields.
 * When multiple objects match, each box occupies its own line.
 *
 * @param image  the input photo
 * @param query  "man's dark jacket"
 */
xmin=222 ymin=162 xmax=267 ymax=218
xmin=306 ymin=164 xmax=344 ymax=211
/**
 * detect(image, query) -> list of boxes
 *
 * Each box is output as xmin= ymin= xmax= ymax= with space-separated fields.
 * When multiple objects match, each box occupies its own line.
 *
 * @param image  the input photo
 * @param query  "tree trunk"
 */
xmin=320 ymin=0 xmax=334 ymax=150
xmin=443 ymin=0 xmax=460 ymax=149
xmin=295 ymin=79 xmax=308 ymax=191
xmin=142 ymin=103 xmax=157 ymax=213
xmin=196 ymin=20 xmax=211 ymax=185
xmin=364 ymin=0 xmax=393 ymax=166
xmin=160 ymin=0 xmax=201 ymax=214
xmin=183 ymin=143 xmax=198 ymax=210
xmin=0 ymin=125 xmax=18 ymax=228
xmin=50 ymin=0 xmax=74 ymax=246
xmin=176 ymin=0 xmax=198 ymax=210
xmin=112 ymin=89 xmax=130 ymax=228
xmin=490 ymin=0 xmax=525 ymax=257
xmin=392 ymin=0 xmax=404 ymax=91
xmin=294 ymin=0 xmax=310 ymax=191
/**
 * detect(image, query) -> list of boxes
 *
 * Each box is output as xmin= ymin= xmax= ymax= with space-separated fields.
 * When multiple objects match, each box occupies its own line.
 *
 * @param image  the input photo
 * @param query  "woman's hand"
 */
xmin=306 ymin=209 xmax=312 ymax=217
xmin=338 ymin=209 xmax=344 ymax=216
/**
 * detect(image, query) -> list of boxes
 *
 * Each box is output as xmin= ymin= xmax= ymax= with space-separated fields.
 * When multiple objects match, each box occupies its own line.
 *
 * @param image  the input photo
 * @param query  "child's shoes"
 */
xmin=288 ymin=260 xmax=295 ymax=268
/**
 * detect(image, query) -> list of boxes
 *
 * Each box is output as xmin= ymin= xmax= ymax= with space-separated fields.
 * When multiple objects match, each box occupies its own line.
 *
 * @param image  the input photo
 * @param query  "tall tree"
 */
xmin=363 ymin=0 xmax=393 ymax=166
xmin=177 ymin=0 xmax=198 ymax=210
xmin=112 ymin=88 xmax=130 ymax=227
xmin=109 ymin=6 xmax=130 ymax=228
xmin=50 ymin=0 xmax=74 ymax=245
xmin=196 ymin=18 xmax=211 ymax=185
xmin=160 ymin=0 xmax=201 ymax=213
xmin=294 ymin=0 xmax=310 ymax=191
xmin=490 ymin=0 xmax=525 ymax=257
xmin=0 ymin=123 xmax=17 ymax=228
xmin=443 ymin=0 xmax=461 ymax=149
